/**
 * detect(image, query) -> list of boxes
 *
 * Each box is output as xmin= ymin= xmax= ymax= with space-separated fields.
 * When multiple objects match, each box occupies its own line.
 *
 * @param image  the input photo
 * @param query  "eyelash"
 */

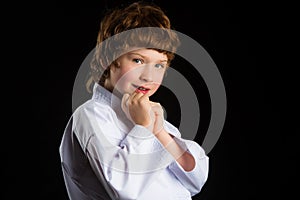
xmin=132 ymin=58 xmax=165 ymax=69
xmin=155 ymin=64 xmax=165 ymax=69
xmin=133 ymin=58 xmax=143 ymax=64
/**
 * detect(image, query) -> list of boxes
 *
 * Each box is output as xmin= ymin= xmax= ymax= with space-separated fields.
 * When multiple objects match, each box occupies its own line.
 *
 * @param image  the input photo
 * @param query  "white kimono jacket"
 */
xmin=60 ymin=83 xmax=209 ymax=200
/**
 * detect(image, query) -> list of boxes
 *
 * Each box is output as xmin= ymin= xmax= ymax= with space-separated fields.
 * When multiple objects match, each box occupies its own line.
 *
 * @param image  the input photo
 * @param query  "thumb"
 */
xmin=150 ymin=102 xmax=163 ymax=115
xmin=121 ymin=93 xmax=130 ymax=112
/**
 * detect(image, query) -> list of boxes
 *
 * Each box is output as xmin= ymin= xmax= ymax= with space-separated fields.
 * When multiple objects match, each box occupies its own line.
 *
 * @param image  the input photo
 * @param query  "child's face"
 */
xmin=108 ymin=48 xmax=168 ymax=97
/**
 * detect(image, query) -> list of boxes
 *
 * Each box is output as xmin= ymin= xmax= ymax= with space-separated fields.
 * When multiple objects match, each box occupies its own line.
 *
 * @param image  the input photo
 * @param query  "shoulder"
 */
xmin=71 ymin=99 xmax=117 ymax=137
xmin=73 ymin=99 xmax=114 ymax=122
xmin=70 ymin=99 xmax=117 ymax=146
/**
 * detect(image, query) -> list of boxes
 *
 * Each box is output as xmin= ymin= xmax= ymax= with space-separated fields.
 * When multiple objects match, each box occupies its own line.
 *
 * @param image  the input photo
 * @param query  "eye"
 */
xmin=154 ymin=63 xmax=165 ymax=69
xmin=133 ymin=58 xmax=143 ymax=64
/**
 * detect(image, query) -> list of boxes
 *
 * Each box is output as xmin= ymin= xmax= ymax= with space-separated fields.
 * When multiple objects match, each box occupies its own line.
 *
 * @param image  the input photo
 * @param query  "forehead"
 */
xmin=127 ymin=48 xmax=168 ymax=61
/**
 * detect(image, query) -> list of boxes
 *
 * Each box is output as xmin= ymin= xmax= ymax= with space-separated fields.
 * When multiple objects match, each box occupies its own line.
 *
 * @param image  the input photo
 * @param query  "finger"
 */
xmin=122 ymin=93 xmax=130 ymax=104
xmin=139 ymin=92 xmax=150 ymax=103
xmin=131 ymin=91 xmax=144 ymax=102
xmin=121 ymin=93 xmax=130 ymax=110
xmin=150 ymin=102 xmax=161 ymax=109
xmin=150 ymin=101 xmax=159 ymax=106
xmin=128 ymin=91 xmax=139 ymax=103
xmin=151 ymin=102 xmax=163 ymax=115
xmin=149 ymin=109 xmax=156 ymax=122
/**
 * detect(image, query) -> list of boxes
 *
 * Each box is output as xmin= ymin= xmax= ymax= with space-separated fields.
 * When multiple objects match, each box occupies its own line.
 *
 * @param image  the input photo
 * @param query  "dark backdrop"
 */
xmin=7 ymin=0 xmax=287 ymax=199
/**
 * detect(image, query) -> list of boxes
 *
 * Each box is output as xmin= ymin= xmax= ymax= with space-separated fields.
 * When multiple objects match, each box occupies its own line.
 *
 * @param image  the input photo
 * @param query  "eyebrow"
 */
xmin=129 ymin=52 xmax=168 ymax=63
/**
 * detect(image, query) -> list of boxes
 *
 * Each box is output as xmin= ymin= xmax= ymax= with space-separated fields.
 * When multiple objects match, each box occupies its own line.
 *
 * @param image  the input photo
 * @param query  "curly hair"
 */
xmin=86 ymin=1 xmax=180 ymax=92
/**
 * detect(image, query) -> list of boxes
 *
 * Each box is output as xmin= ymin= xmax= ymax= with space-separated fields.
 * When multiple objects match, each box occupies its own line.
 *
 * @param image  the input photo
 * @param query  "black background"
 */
xmin=6 ymin=0 xmax=291 ymax=199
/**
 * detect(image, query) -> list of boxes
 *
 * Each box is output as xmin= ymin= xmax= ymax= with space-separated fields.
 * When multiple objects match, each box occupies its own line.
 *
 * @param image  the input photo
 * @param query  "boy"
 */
xmin=60 ymin=2 xmax=208 ymax=199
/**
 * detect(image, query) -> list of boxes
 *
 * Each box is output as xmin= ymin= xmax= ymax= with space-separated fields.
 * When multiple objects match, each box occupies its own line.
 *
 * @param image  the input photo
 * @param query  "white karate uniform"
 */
xmin=61 ymin=83 xmax=209 ymax=200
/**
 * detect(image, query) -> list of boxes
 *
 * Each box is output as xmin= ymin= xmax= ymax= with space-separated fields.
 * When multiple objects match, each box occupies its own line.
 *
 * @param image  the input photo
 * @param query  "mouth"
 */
xmin=132 ymin=84 xmax=150 ymax=94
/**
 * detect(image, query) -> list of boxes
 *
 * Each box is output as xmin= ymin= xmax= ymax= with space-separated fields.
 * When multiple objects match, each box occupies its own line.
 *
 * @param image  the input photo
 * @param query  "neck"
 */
xmin=104 ymin=78 xmax=113 ymax=92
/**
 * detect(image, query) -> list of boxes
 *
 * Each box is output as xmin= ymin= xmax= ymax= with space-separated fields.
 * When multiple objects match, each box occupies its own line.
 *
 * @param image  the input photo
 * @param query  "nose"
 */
xmin=139 ymin=66 xmax=153 ymax=83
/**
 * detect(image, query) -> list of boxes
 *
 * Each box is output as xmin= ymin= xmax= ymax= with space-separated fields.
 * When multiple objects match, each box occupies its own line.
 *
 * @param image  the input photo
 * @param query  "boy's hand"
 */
xmin=121 ymin=90 xmax=165 ymax=134
xmin=150 ymin=102 xmax=165 ymax=134
xmin=121 ymin=91 xmax=153 ymax=128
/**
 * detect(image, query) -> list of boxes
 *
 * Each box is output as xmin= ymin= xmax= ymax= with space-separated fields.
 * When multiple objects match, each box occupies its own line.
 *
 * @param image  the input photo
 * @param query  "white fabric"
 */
xmin=70 ymin=83 xmax=209 ymax=200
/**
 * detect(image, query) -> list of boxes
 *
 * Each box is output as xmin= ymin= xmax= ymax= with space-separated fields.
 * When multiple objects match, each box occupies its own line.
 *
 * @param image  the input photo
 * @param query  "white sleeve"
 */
xmin=74 ymin=106 xmax=173 ymax=200
xmin=164 ymin=121 xmax=209 ymax=196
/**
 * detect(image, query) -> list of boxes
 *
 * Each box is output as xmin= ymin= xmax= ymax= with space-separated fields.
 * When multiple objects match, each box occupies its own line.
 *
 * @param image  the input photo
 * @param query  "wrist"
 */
xmin=154 ymin=128 xmax=167 ymax=137
xmin=135 ymin=117 xmax=151 ymax=127
xmin=155 ymin=129 xmax=174 ymax=147
xmin=154 ymin=126 xmax=164 ymax=135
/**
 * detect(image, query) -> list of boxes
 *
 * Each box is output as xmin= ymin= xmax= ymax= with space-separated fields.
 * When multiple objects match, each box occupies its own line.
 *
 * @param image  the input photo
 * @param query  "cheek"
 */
xmin=149 ymin=72 xmax=165 ymax=95
xmin=113 ymin=67 xmax=139 ymax=92
xmin=149 ymin=83 xmax=161 ymax=96
xmin=152 ymin=72 xmax=165 ymax=84
xmin=118 ymin=68 xmax=139 ymax=84
xmin=158 ymin=73 xmax=165 ymax=82
xmin=124 ymin=71 xmax=138 ymax=82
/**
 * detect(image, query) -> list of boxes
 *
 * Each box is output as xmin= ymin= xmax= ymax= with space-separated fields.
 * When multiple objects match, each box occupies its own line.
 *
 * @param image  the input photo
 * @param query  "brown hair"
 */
xmin=86 ymin=1 xmax=180 ymax=92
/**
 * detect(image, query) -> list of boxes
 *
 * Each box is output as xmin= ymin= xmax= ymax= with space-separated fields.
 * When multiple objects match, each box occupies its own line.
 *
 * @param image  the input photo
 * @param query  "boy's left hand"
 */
xmin=150 ymin=102 xmax=165 ymax=135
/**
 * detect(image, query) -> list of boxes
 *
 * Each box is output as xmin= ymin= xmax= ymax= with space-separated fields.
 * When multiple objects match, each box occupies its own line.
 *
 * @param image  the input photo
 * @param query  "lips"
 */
xmin=133 ymin=84 xmax=150 ymax=94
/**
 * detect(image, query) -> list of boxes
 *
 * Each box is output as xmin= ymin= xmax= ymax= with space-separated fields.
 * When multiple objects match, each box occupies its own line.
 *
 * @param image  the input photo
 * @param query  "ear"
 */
xmin=116 ymin=61 xmax=121 ymax=68
xmin=99 ymin=59 xmax=107 ymax=70
xmin=113 ymin=60 xmax=120 ymax=68
xmin=110 ymin=60 xmax=120 ymax=72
